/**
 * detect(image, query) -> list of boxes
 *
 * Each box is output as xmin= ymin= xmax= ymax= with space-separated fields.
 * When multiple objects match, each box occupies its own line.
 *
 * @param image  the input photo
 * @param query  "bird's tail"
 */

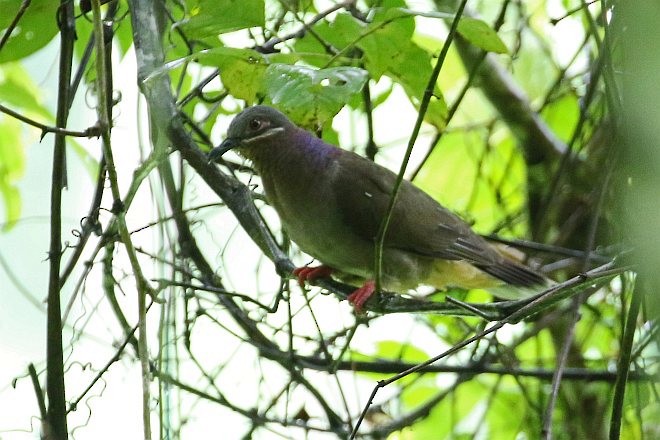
xmin=427 ymin=257 xmax=551 ymax=300
xmin=476 ymin=259 xmax=552 ymax=300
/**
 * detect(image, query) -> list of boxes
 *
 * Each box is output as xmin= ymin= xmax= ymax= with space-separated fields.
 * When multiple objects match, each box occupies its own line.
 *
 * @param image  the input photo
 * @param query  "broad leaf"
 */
xmin=457 ymin=17 xmax=508 ymax=54
xmin=261 ymin=64 xmax=367 ymax=128
xmin=0 ymin=0 xmax=59 ymax=63
xmin=179 ymin=0 xmax=265 ymax=38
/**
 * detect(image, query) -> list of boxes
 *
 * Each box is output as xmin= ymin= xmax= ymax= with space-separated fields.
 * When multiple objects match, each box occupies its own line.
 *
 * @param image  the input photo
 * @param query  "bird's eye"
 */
xmin=248 ymin=119 xmax=262 ymax=131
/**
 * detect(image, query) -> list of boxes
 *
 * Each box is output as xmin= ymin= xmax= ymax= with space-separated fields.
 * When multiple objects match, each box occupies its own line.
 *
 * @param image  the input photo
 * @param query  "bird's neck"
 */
xmin=248 ymin=128 xmax=340 ymax=176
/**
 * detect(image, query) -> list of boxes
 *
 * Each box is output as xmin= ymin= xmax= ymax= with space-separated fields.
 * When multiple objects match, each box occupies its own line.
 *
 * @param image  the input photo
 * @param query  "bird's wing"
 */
xmin=333 ymin=152 xmax=494 ymax=261
xmin=332 ymin=152 xmax=546 ymax=287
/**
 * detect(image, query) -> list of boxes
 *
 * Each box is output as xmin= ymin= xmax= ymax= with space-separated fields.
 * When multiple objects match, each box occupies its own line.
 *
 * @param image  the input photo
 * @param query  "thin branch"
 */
xmin=257 ymin=0 xmax=357 ymax=53
xmin=374 ymin=0 xmax=469 ymax=292
xmin=451 ymin=5 xmax=568 ymax=163
xmin=67 ymin=317 xmax=142 ymax=413
xmin=609 ymin=278 xmax=644 ymax=439
xmin=0 ymin=103 xmax=101 ymax=138
xmin=91 ymin=1 xmax=155 ymax=438
xmin=44 ymin=0 xmax=75 ymax=437
xmin=262 ymin=350 xmax=652 ymax=382
xmin=28 ymin=363 xmax=47 ymax=421
xmin=541 ymin=296 xmax=584 ymax=439
xmin=349 ymin=261 xmax=621 ymax=438
xmin=0 ymin=0 xmax=31 ymax=51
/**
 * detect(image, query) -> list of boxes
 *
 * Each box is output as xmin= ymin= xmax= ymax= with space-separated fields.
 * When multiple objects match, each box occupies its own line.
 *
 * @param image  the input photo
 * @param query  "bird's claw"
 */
xmin=347 ymin=280 xmax=376 ymax=314
xmin=292 ymin=265 xmax=334 ymax=287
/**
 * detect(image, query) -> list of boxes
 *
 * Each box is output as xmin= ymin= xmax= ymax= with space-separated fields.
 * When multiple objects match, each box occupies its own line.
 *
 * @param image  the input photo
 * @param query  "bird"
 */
xmin=208 ymin=105 xmax=548 ymax=312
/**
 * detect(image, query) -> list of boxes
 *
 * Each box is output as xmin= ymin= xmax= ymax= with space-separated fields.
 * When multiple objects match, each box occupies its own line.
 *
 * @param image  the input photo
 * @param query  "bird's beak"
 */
xmin=208 ymin=138 xmax=240 ymax=163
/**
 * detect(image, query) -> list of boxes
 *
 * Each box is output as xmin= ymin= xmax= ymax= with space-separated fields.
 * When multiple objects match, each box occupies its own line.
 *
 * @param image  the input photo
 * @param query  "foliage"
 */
xmin=0 ymin=0 xmax=658 ymax=439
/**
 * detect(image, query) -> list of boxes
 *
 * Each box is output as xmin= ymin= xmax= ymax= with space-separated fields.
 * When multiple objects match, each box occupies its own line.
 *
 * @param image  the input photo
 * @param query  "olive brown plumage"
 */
xmin=209 ymin=106 xmax=546 ymax=311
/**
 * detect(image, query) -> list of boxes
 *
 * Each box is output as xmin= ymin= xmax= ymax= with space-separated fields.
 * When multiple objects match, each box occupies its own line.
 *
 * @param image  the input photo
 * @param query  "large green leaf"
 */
xmin=261 ymin=64 xmax=367 ymax=128
xmin=456 ymin=17 xmax=508 ymax=54
xmin=415 ymin=129 xmax=527 ymax=234
xmin=373 ymin=8 xmax=509 ymax=54
xmin=196 ymin=47 xmax=296 ymax=104
xmin=292 ymin=13 xmax=364 ymax=68
xmin=198 ymin=47 xmax=269 ymax=103
xmin=0 ymin=63 xmax=52 ymax=119
xmin=359 ymin=5 xmax=415 ymax=79
xmin=179 ymin=0 xmax=265 ymax=38
xmin=0 ymin=0 xmax=59 ymax=63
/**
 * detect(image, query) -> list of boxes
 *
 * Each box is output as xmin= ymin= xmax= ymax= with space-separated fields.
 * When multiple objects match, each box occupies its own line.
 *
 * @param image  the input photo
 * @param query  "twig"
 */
xmin=90 ymin=1 xmax=156 ymax=439
xmin=262 ymin=349 xmax=651 ymax=382
xmin=374 ymin=0 xmax=469 ymax=292
xmin=67 ymin=318 xmax=142 ymax=412
xmin=155 ymin=279 xmax=277 ymax=311
xmin=28 ymin=363 xmax=47 ymax=421
xmin=609 ymin=278 xmax=643 ymax=439
xmin=453 ymin=21 xmax=567 ymax=163
xmin=0 ymin=0 xmax=31 ymax=51
xmin=0 ymin=103 xmax=101 ymax=138
xmin=257 ymin=0 xmax=357 ymax=53
xmin=44 ymin=0 xmax=75 ymax=437
xmin=484 ymin=234 xmax=614 ymax=263
xmin=541 ymin=295 xmax=584 ymax=439
xmin=349 ymin=261 xmax=621 ymax=438
xmin=410 ymin=0 xmax=515 ymax=180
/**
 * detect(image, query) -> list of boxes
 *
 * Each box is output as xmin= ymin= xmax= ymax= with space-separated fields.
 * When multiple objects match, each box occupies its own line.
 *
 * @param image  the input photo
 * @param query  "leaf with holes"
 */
xmin=261 ymin=64 xmax=368 ymax=129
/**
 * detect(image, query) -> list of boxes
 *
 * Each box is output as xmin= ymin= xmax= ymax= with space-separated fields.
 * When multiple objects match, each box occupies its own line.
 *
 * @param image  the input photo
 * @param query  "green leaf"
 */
xmin=359 ymin=7 xmax=415 ymax=79
xmin=196 ymin=47 xmax=294 ymax=104
xmin=375 ymin=340 xmax=429 ymax=362
xmin=0 ymin=63 xmax=52 ymax=120
xmin=201 ymin=47 xmax=269 ymax=103
xmin=179 ymin=0 xmax=265 ymax=38
xmin=415 ymin=129 xmax=527 ymax=234
xmin=541 ymin=93 xmax=579 ymax=142
xmin=360 ymin=8 xmax=507 ymax=54
xmin=356 ymin=8 xmax=448 ymax=127
xmin=457 ymin=17 xmax=508 ymax=54
xmin=261 ymin=64 xmax=367 ymax=128
xmin=0 ymin=117 xmax=24 ymax=230
xmin=384 ymin=43 xmax=448 ymax=128
xmin=0 ymin=0 xmax=60 ymax=63
xmin=292 ymin=13 xmax=363 ymax=68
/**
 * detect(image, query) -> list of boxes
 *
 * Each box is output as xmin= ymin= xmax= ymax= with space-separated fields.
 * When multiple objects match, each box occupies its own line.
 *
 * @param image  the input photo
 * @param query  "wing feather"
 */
xmin=333 ymin=152 xmax=545 ymax=287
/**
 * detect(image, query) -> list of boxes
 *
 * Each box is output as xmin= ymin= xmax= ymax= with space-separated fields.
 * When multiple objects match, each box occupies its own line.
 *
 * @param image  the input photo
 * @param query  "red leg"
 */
xmin=292 ymin=265 xmax=334 ymax=287
xmin=347 ymin=280 xmax=376 ymax=313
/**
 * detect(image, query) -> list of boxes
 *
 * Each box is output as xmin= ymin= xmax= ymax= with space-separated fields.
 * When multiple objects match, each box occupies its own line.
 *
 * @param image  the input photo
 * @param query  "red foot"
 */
xmin=347 ymin=280 xmax=376 ymax=313
xmin=292 ymin=265 xmax=334 ymax=287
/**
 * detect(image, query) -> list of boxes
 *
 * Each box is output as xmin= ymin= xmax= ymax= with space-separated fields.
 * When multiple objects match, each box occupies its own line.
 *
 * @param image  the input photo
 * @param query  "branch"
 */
xmin=349 ymin=261 xmax=622 ymax=437
xmin=0 ymin=103 xmax=101 ymax=138
xmin=449 ymin=4 xmax=568 ymax=164
xmin=0 ymin=0 xmax=31 ymax=51
xmin=262 ymin=349 xmax=652 ymax=382
xmin=257 ymin=0 xmax=357 ymax=53
xmin=374 ymin=0 xmax=469 ymax=291
xmin=44 ymin=0 xmax=75 ymax=437
xmin=609 ymin=277 xmax=644 ymax=439
xmin=128 ymin=1 xmax=347 ymax=430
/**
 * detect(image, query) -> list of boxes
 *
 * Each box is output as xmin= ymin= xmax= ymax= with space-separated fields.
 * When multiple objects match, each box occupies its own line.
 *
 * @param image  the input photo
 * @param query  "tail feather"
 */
xmin=476 ymin=259 xmax=546 ymax=287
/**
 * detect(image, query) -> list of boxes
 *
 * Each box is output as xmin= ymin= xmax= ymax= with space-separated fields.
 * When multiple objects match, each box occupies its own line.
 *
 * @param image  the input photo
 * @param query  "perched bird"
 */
xmin=209 ymin=106 xmax=547 ymax=311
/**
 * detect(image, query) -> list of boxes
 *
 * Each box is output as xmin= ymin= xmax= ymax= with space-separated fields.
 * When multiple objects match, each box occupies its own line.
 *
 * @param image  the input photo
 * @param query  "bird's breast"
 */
xmin=260 ymin=160 xmax=373 ymax=273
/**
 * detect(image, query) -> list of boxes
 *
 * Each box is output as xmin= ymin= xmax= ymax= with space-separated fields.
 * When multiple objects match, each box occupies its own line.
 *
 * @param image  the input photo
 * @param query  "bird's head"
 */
xmin=208 ymin=105 xmax=293 ymax=163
